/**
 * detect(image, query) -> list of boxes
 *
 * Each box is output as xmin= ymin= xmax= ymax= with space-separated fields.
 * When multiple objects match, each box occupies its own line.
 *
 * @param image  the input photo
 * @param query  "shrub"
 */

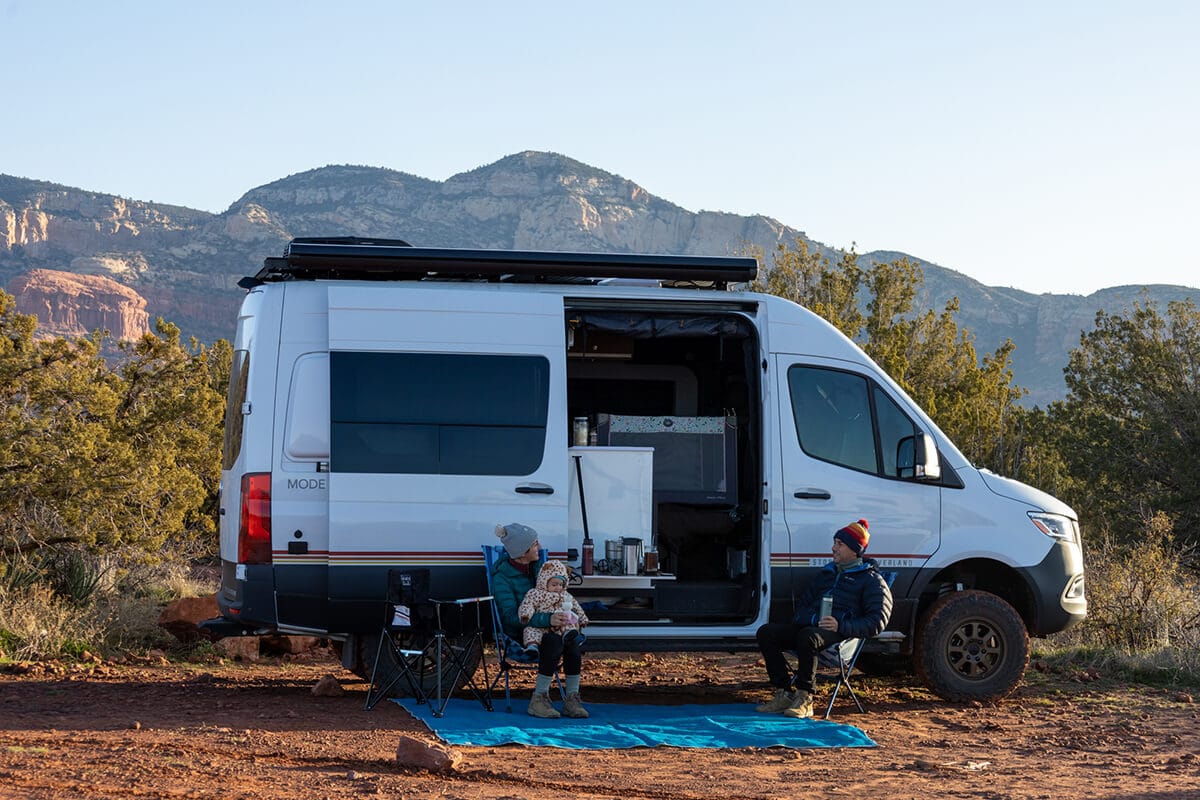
xmin=45 ymin=547 xmax=109 ymax=607
xmin=1065 ymin=512 xmax=1200 ymax=653
xmin=92 ymin=593 xmax=177 ymax=654
xmin=1 ymin=556 xmax=42 ymax=594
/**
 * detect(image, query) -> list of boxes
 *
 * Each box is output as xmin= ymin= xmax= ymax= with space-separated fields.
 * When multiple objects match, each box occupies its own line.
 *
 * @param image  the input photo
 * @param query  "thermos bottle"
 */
xmin=582 ymin=538 xmax=594 ymax=576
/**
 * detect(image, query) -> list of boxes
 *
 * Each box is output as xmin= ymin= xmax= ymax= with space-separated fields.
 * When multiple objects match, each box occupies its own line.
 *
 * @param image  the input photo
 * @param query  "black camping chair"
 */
xmin=481 ymin=544 xmax=568 ymax=712
xmin=792 ymin=570 xmax=898 ymax=719
xmin=365 ymin=568 xmax=432 ymax=711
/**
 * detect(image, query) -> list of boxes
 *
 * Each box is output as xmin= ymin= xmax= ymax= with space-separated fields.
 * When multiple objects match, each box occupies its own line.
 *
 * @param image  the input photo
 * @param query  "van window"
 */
xmin=329 ymin=351 xmax=549 ymax=475
xmin=787 ymin=366 xmax=919 ymax=477
xmin=221 ymin=349 xmax=250 ymax=470
xmin=874 ymin=386 xmax=920 ymax=477
xmin=284 ymin=354 xmax=329 ymax=460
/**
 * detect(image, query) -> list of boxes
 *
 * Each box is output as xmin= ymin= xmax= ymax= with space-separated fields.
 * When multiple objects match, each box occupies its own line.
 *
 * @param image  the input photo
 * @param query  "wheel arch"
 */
xmin=912 ymin=558 xmax=1036 ymax=635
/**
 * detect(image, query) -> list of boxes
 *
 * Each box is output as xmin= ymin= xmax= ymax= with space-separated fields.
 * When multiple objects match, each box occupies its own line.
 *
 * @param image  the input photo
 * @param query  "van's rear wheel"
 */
xmin=914 ymin=590 xmax=1029 ymax=702
xmin=354 ymin=631 xmax=483 ymax=700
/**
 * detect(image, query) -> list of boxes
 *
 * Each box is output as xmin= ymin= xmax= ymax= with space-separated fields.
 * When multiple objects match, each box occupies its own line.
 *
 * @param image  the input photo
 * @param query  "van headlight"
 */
xmin=1028 ymin=512 xmax=1079 ymax=544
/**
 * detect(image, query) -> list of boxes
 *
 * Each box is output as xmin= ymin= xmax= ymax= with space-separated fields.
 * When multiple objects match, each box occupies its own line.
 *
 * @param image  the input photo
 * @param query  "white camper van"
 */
xmin=215 ymin=237 xmax=1086 ymax=702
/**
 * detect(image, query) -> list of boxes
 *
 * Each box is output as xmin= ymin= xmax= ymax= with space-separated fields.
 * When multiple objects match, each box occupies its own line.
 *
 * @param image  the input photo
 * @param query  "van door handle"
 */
xmin=515 ymin=483 xmax=555 ymax=495
xmin=794 ymin=489 xmax=832 ymax=500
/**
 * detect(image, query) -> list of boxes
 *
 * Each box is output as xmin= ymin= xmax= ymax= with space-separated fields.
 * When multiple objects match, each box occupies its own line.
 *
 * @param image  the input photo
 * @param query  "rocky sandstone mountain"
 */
xmin=7 ymin=269 xmax=149 ymax=341
xmin=0 ymin=154 xmax=1195 ymax=405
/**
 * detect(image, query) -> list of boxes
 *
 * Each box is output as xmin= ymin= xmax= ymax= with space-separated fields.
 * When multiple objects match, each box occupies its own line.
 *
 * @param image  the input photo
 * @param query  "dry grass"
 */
xmin=0 ymin=546 xmax=217 ymax=661
xmin=0 ymin=582 xmax=102 ymax=660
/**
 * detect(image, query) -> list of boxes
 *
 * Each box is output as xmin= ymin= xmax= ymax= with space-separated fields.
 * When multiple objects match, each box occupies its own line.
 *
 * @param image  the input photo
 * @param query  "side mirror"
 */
xmin=896 ymin=433 xmax=942 ymax=480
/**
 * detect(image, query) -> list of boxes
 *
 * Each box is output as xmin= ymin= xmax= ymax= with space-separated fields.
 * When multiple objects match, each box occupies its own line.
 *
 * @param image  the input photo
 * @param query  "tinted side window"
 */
xmin=787 ymin=366 xmax=876 ymax=472
xmin=330 ymin=352 xmax=549 ymax=475
xmin=874 ymin=386 xmax=920 ymax=477
xmin=787 ymin=365 xmax=927 ymax=478
xmin=221 ymin=349 xmax=250 ymax=471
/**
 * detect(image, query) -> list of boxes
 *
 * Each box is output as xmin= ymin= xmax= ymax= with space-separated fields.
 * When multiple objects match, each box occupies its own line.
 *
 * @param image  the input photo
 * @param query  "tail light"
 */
xmin=238 ymin=472 xmax=272 ymax=564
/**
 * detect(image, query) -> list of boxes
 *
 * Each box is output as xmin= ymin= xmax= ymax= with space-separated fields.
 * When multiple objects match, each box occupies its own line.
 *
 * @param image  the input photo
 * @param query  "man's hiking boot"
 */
xmin=562 ymin=692 xmax=589 ymax=719
xmin=527 ymin=692 xmax=560 ymax=719
xmin=755 ymin=688 xmax=800 ymax=713
xmin=782 ymin=691 xmax=814 ymax=719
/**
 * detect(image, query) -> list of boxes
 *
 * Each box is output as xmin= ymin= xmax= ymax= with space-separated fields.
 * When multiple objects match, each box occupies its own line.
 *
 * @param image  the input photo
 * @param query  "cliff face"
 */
xmin=0 ymin=156 xmax=1196 ymax=404
xmin=7 ymin=268 xmax=150 ymax=341
xmin=0 ymin=155 xmax=811 ymax=349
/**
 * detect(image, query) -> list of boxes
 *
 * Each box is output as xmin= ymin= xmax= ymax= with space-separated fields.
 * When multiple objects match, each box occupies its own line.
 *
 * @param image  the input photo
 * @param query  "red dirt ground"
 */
xmin=1 ymin=648 xmax=1197 ymax=800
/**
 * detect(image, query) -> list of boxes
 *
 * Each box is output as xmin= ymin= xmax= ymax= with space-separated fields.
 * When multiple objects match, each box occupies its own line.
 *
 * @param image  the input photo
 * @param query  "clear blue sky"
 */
xmin=3 ymin=1 xmax=1196 ymax=295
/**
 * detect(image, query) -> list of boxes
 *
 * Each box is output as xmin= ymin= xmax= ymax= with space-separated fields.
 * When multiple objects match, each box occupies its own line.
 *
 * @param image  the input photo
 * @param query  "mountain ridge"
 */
xmin=1 ymin=152 xmax=1196 ymax=406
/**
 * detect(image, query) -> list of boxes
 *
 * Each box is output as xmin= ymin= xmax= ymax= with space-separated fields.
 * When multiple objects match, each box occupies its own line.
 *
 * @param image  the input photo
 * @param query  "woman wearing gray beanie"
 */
xmin=490 ymin=523 xmax=588 ymax=719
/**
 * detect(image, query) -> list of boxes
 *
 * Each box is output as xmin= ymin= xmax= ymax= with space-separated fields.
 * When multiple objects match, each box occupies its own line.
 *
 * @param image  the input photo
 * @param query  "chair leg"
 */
xmin=364 ymin=632 xmax=389 ymax=711
xmin=366 ymin=633 xmax=426 ymax=711
xmin=429 ymin=632 xmax=493 ymax=716
xmin=489 ymin=661 xmax=515 ymax=713
xmin=824 ymin=665 xmax=865 ymax=718
xmin=504 ymin=667 xmax=513 ymax=712
xmin=824 ymin=683 xmax=838 ymax=719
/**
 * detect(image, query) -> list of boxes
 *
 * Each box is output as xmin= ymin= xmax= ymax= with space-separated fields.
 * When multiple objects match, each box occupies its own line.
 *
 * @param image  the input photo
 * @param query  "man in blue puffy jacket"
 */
xmin=755 ymin=518 xmax=893 ymax=718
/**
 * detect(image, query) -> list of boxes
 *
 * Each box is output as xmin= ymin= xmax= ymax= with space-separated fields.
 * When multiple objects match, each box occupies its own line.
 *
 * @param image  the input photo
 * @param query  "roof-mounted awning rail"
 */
xmin=238 ymin=237 xmax=758 ymax=289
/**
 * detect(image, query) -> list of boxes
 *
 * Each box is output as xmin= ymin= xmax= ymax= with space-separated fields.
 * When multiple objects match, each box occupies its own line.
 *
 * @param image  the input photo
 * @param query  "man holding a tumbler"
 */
xmin=754 ymin=519 xmax=893 ymax=718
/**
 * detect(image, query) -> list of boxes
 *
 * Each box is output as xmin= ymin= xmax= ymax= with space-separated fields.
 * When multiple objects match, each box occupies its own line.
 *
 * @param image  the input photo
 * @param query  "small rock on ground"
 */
xmin=395 ymin=735 xmax=461 ymax=772
xmin=311 ymin=674 xmax=345 ymax=697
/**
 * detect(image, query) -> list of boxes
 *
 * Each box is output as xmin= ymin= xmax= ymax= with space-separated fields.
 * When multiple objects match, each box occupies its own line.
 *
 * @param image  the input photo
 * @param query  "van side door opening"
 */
xmin=563 ymin=306 xmax=763 ymax=624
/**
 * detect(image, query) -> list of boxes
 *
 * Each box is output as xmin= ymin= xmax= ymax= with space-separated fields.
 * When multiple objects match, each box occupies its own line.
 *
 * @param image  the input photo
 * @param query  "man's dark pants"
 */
xmin=757 ymin=622 xmax=842 ymax=693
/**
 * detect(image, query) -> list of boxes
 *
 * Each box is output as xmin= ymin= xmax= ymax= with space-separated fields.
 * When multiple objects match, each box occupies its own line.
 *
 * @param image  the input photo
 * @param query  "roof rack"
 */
xmin=238 ymin=237 xmax=758 ymax=289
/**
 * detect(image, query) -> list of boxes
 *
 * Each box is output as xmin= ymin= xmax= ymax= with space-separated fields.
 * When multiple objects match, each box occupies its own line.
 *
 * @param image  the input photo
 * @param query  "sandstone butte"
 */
xmin=7 ymin=268 xmax=150 ymax=342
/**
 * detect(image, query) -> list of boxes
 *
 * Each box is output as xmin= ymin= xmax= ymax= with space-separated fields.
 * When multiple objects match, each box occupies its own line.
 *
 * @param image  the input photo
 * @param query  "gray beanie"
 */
xmin=495 ymin=522 xmax=538 ymax=559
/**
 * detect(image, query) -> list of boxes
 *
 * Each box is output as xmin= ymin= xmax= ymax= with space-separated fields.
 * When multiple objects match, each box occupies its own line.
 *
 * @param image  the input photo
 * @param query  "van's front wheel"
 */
xmin=354 ymin=631 xmax=483 ymax=700
xmin=914 ymin=590 xmax=1029 ymax=702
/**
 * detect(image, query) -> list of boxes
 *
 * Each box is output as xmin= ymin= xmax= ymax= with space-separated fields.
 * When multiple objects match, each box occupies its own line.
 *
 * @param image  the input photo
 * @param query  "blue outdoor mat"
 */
xmin=396 ymin=697 xmax=876 ymax=749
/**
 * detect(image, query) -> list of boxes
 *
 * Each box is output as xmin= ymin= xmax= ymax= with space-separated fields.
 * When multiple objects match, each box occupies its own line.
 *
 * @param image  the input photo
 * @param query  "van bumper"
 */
xmin=1018 ymin=540 xmax=1087 ymax=635
xmin=216 ymin=560 xmax=278 ymax=630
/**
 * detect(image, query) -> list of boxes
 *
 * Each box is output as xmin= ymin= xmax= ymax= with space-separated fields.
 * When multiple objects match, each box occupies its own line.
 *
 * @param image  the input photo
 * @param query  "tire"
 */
xmin=914 ymin=590 xmax=1029 ymax=702
xmin=353 ymin=631 xmax=483 ymax=700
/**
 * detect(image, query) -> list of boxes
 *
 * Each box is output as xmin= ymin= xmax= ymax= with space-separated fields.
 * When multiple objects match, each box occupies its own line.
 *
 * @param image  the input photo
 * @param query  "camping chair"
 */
xmin=365 ymin=568 xmax=432 ymax=711
xmin=425 ymin=593 xmax=495 ymax=716
xmin=481 ymin=544 xmax=567 ymax=712
xmin=797 ymin=570 xmax=898 ymax=719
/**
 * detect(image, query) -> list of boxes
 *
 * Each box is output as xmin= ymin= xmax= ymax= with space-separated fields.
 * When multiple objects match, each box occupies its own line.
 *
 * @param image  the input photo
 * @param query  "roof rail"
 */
xmin=239 ymin=238 xmax=758 ymax=289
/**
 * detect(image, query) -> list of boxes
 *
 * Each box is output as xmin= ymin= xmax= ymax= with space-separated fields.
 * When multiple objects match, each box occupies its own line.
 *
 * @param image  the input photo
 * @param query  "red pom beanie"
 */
xmin=834 ymin=519 xmax=870 ymax=555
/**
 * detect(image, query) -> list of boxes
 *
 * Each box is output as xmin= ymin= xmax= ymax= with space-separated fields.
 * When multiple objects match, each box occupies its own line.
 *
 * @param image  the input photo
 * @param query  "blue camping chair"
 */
xmin=481 ymin=544 xmax=569 ymax=712
xmin=796 ymin=570 xmax=898 ymax=719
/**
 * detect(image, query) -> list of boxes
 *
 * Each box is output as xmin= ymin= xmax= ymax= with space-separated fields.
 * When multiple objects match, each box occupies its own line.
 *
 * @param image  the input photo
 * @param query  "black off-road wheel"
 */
xmin=914 ymin=590 xmax=1029 ymax=702
xmin=353 ymin=631 xmax=484 ymax=700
